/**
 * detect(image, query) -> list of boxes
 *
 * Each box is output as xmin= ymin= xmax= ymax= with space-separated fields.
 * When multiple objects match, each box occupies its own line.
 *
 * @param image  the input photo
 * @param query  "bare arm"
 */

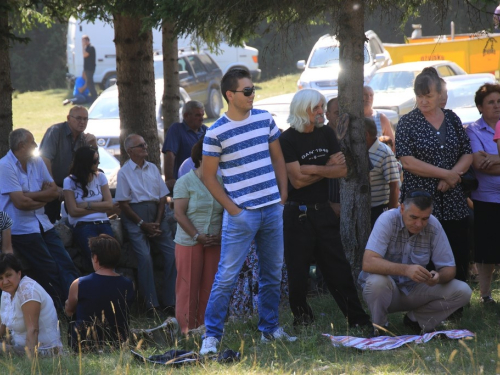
xmin=380 ymin=113 xmax=395 ymax=146
xmin=1 ymin=228 xmax=13 ymax=254
xmin=65 ymin=279 xmax=79 ymax=317
xmin=9 ymin=191 xmax=47 ymax=211
xmin=269 ymin=139 xmax=288 ymax=203
xmin=65 ymin=185 xmax=113 ymax=217
xmin=399 ymin=156 xmax=463 ymax=187
xmin=174 ymin=197 xmax=210 ymax=245
xmin=286 ymin=161 xmax=325 ymax=189
xmin=155 ymin=196 xmax=166 ymax=224
xmin=23 ymin=181 xmax=59 ymax=202
xmin=388 ymin=181 xmax=399 ymax=209
xmin=202 ymin=155 xmax=240 ymax=215
xmin=21 ymin=300 xmax=41 ymax=356
xmin=164 ymin=151 xmax=176 ymax=191
xmin=472 ymin=151 xmax=500 ymax=175
xmin=362 ymin=250 xmax=433 ymax=283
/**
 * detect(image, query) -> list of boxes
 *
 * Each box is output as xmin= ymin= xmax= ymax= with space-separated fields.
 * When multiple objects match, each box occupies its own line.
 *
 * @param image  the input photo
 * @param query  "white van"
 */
xmin=67 ymin=16 xmax=261 ymax=89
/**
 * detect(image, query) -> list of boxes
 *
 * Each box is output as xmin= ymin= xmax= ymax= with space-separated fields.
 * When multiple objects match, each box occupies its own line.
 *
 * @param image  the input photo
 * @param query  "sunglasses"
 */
xmin=129 ymin=142 xmax=148 ymax=150
xmin=230 ymin=86 xmax=255 ymax=97
xmin=406 ymin=189 xmax=431 ymax=198
xmin=92 ymin=158 xmax=100 ymax=165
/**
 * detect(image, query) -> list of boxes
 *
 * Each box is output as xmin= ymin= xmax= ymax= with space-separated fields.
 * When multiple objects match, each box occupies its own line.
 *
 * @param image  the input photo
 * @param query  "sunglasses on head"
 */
xmin=230 ymin=86 xmax=255 ymax=97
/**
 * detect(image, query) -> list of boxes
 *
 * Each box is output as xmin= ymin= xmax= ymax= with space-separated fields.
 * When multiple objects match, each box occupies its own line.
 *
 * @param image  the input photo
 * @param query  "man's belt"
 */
xmin=75 ymin=220 xmax=110 ymax=227
xmin=285 ymin=201 xmax=329 ymax=210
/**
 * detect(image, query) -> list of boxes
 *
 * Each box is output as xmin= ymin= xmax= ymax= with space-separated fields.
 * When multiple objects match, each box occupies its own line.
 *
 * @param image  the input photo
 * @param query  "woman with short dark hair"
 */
xmin=395 ymin=67 xmax=473 ymax=283
xmin=63 ymin=146 xmax=114 ymax=271
xmin=0 ymin=253 xmax=62 ymax=356
xmin=465 ymin=83 xmax=500 ymax=304
xmin=65 ymin=234 xmax=134 ymax=351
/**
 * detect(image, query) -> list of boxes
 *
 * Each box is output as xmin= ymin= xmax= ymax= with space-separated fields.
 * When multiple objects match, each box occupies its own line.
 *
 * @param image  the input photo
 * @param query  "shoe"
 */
xmin=62 ymin=99 xmax=71 ymax=106
xmin=200 ymin=336 xmax=220 ymax=355
xmin=481 ymin=296 xmax=496 ymax=304
xmin=403 ymin=314 xmax=422 ymax=334
xmin=350 ymin=322 xmax=377 ymax=338
xmin=261 ymin=327 xmax=297 ymax=343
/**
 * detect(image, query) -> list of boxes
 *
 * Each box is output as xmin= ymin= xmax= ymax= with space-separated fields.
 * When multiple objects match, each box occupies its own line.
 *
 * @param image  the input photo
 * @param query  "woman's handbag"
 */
xmin=460 ymin=167 xmax=478 ymax=193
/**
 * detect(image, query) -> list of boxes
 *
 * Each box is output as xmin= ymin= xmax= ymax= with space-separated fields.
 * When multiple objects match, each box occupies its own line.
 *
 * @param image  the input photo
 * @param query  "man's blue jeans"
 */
xmin=12 ymin=228 xmax=79 ymax=309
xmin=204 ymin=203 xmax=284 ymax=340
xmin=73 ymin=222 xmax=114 ymax=271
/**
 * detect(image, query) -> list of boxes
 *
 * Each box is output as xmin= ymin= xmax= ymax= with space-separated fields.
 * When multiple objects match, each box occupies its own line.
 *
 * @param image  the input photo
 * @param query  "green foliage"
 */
xmin=10 ymin=22 xmax=67 ymax=92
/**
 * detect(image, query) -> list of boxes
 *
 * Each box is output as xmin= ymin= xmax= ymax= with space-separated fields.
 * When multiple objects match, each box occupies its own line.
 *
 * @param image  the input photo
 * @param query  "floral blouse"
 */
xmin=395 ymin=108 xmax=472 ymax=221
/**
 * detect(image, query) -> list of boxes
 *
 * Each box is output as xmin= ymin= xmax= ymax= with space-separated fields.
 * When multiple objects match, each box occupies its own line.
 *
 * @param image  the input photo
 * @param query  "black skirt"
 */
xmin=473 ymin=200 xmax=500 ymax=263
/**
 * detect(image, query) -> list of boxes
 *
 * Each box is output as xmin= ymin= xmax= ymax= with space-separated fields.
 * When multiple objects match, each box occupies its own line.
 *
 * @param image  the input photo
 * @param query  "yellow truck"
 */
xmin=384 ymin=24 xmax=500 ymax=77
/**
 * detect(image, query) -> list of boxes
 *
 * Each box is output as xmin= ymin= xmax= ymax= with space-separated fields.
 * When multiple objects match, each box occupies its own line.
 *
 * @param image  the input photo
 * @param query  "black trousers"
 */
xmin=283 ymin=204 xmax=371 ymax=327
xmin=85 ymin=69 xmax=98 ymax=101
xmin=440 ymin=217 xmax=470 ymax=282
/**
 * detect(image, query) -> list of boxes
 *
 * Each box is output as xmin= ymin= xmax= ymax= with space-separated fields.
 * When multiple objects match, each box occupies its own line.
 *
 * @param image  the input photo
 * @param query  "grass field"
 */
xmin=8 ymin=74 xmax=500 ymax=374
xmin=12 ymin=73 xmax=300 ymax=143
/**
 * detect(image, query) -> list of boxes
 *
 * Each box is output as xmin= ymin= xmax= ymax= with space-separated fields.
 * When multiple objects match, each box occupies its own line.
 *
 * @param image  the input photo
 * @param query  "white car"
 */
xmin=296 ymin=30 xmax=392 ymax=91
xmin=443 ymin=73 xmax=497 ymax=126
xmin=86 ymin=79 xmax=190 ymax=157
xmin=253 ymin=91 xmax=398 ymax=131
xmin=370 ymin=61 xmax=467 ymax=117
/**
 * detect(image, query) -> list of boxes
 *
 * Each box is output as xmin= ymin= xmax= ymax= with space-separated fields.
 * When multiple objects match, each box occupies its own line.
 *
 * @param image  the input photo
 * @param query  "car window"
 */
xmin=89 ymin=96 xmax=119 ymax=119
xmin=446 ymin=82 xmax=483 ymax=109
xmin=309 ymin=46 xmax=369 ymax=68
xmin=370 ymin=71 xmax=416 ymax=92
xmin=368 ymin=38 xmax=383 ymax=55
xmin=198 ymin=54 xmax=219 ymax=71
xmin=187 ymin=55 xmax=207 ymax=75
xmin=436 ymin=65 xmax=454 ymax=77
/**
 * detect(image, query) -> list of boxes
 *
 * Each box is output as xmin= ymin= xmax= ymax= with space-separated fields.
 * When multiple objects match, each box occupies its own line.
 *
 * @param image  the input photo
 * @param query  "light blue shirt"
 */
xmin=0 ymin=151 xmax=54 ymax=235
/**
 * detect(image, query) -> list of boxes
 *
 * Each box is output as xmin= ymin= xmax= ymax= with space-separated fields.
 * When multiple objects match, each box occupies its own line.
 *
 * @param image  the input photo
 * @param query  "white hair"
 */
xmin=287 ymin=89 xmax=326 ymax=133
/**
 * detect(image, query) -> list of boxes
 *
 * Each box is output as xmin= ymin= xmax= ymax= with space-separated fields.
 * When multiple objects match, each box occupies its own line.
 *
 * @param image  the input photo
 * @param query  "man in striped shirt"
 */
xmin=366 ymin=118 xmax=400 ymax=227
xmin=200 ymin=69 xmax=295 ymax=354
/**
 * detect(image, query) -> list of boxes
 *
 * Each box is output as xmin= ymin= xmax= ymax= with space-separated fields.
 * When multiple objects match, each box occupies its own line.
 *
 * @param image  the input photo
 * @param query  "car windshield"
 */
xmin=446 ymin=82 xmax=483 ymax=109
xmin=370 ymin=71 xmax=417 ymax=92
xmin=309 ymin=46 xmax=369 ymax=68
xmin=89 ymin=96 xmax=119 ymax=119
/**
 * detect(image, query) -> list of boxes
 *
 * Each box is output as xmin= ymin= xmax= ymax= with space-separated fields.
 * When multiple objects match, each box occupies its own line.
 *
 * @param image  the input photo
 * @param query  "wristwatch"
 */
xmin=192 ymin=232 xmax=200 ymax=242
xmin=86 ymin=202 xmax=91 ymax=210
xmin=137 ymin=219 xmax=144 ymax=227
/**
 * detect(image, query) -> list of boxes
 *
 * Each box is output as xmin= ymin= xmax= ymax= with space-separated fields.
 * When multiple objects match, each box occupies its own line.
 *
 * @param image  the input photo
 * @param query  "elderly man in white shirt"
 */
xmin=115 ymin=134 xmax=176 ymax=315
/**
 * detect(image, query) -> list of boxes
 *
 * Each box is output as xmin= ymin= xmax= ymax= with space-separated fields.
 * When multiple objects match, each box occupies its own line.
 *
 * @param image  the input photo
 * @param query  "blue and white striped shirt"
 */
xmin=203 ymin=109 xmax=281 ymax=209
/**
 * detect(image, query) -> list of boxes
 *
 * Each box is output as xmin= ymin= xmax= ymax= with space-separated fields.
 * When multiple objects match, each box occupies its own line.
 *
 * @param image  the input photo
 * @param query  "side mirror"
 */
xmin=296 ymin=60 xmax=306 ymax=70
xmin=374 ymin=54 xmax=385 ymax=64
xmin=179 ymin=70 xmax=189 ymax=80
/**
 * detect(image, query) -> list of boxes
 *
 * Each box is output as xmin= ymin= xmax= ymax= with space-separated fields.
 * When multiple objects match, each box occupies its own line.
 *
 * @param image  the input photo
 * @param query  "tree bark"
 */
xmin=161 ymin=20 xmax=180 ymax=135
xmin=337 ymin=0 xmax=371 ymax=279
xmin=0 ymin=9 xmax=13 ymax=158
xmin=114 ymin=14 xmax=160 ymax=168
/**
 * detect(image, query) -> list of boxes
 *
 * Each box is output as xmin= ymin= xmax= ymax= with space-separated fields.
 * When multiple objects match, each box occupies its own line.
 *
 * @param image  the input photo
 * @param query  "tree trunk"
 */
xmin=161 ymin=20 xmax=180 ymax=135
xmin=0 ymin=9 xmax=13 ymax=158
xmin=114 ymin=14 xmax=160 ymax=168
xmin=337 ymin=0 xmax=371 ymax=279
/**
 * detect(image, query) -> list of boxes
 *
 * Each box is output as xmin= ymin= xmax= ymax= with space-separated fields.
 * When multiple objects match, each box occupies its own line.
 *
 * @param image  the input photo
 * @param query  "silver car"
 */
xmin=370 ymin=61 xmax=467 ymax=117
xmin=86 ymin=79 xmax=191 ymax=157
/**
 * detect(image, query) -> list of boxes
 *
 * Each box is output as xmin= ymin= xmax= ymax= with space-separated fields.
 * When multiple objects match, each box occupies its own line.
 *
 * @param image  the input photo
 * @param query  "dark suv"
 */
xmin=154 ymin=51 xmax=223 ymax=118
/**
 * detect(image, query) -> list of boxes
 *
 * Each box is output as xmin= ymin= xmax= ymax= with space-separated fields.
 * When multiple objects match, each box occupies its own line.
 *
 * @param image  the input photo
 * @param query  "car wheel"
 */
xmin=206 ymin=88 xmax=222 ymax=118
xmin=102 ymin=73 xmax=117 ymax=90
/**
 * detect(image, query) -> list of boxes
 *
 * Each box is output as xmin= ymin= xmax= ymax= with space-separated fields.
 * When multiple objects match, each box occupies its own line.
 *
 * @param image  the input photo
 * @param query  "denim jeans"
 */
xmin=12 ymin=228 xmax=79 ymax=309
xmin=204 ymin=203 xmax=284 ymax=340
xmin=73 ymin=222 xmax=114 ymax=271
xmin=121 ymin=202 xmax=176 ymax=309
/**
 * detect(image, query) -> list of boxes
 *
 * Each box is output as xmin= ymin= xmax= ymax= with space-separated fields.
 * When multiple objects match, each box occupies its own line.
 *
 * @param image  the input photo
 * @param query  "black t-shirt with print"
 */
xmin=279 ymin=125 xmax=339 ymax=203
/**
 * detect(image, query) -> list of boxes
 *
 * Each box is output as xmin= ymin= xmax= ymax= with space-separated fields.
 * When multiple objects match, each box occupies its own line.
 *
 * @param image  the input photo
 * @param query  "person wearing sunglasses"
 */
xmin=200 ymin=68 xmax=294 ymax=355
xmin=63 ymin=146 xmax=114 ymax=271
xmin=39 ymin=105 xmax=97 ymax=223
xmin=359 ymin=190 xmax=472 ymax=334
xmin=115 ymin=134 xmax=176 ymax=318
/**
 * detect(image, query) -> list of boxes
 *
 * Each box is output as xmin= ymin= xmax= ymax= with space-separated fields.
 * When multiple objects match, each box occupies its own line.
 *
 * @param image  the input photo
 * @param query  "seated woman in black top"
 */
xmin=65 ymin=234 xmax=134 ymax=352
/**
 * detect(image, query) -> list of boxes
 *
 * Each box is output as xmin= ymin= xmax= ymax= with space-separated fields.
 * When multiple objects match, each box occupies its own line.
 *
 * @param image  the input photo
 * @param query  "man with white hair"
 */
xmin=279 ymin=89 xmax=373 ymax=333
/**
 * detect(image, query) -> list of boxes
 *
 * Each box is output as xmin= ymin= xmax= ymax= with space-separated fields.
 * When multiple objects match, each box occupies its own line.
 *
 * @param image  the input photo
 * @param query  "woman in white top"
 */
xmin=64 ymin=146 xmax=114 ymax=271
xmin=0 ymin=253 xmax=62 ymax=356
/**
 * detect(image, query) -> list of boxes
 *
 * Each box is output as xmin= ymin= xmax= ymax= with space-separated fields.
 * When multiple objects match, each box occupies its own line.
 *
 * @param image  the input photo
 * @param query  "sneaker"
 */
xmin=261 ymin=327 xmax=297 ymax=343
xmin=62 ymin=99 xmax=71 ymax=106
xmin=200 ymin=336 xmax=219 ymax=355
xmin=481 ymin=296 xmax=496 ymax=304
xmin=403 ymin=314 xmax=422 ymax=334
